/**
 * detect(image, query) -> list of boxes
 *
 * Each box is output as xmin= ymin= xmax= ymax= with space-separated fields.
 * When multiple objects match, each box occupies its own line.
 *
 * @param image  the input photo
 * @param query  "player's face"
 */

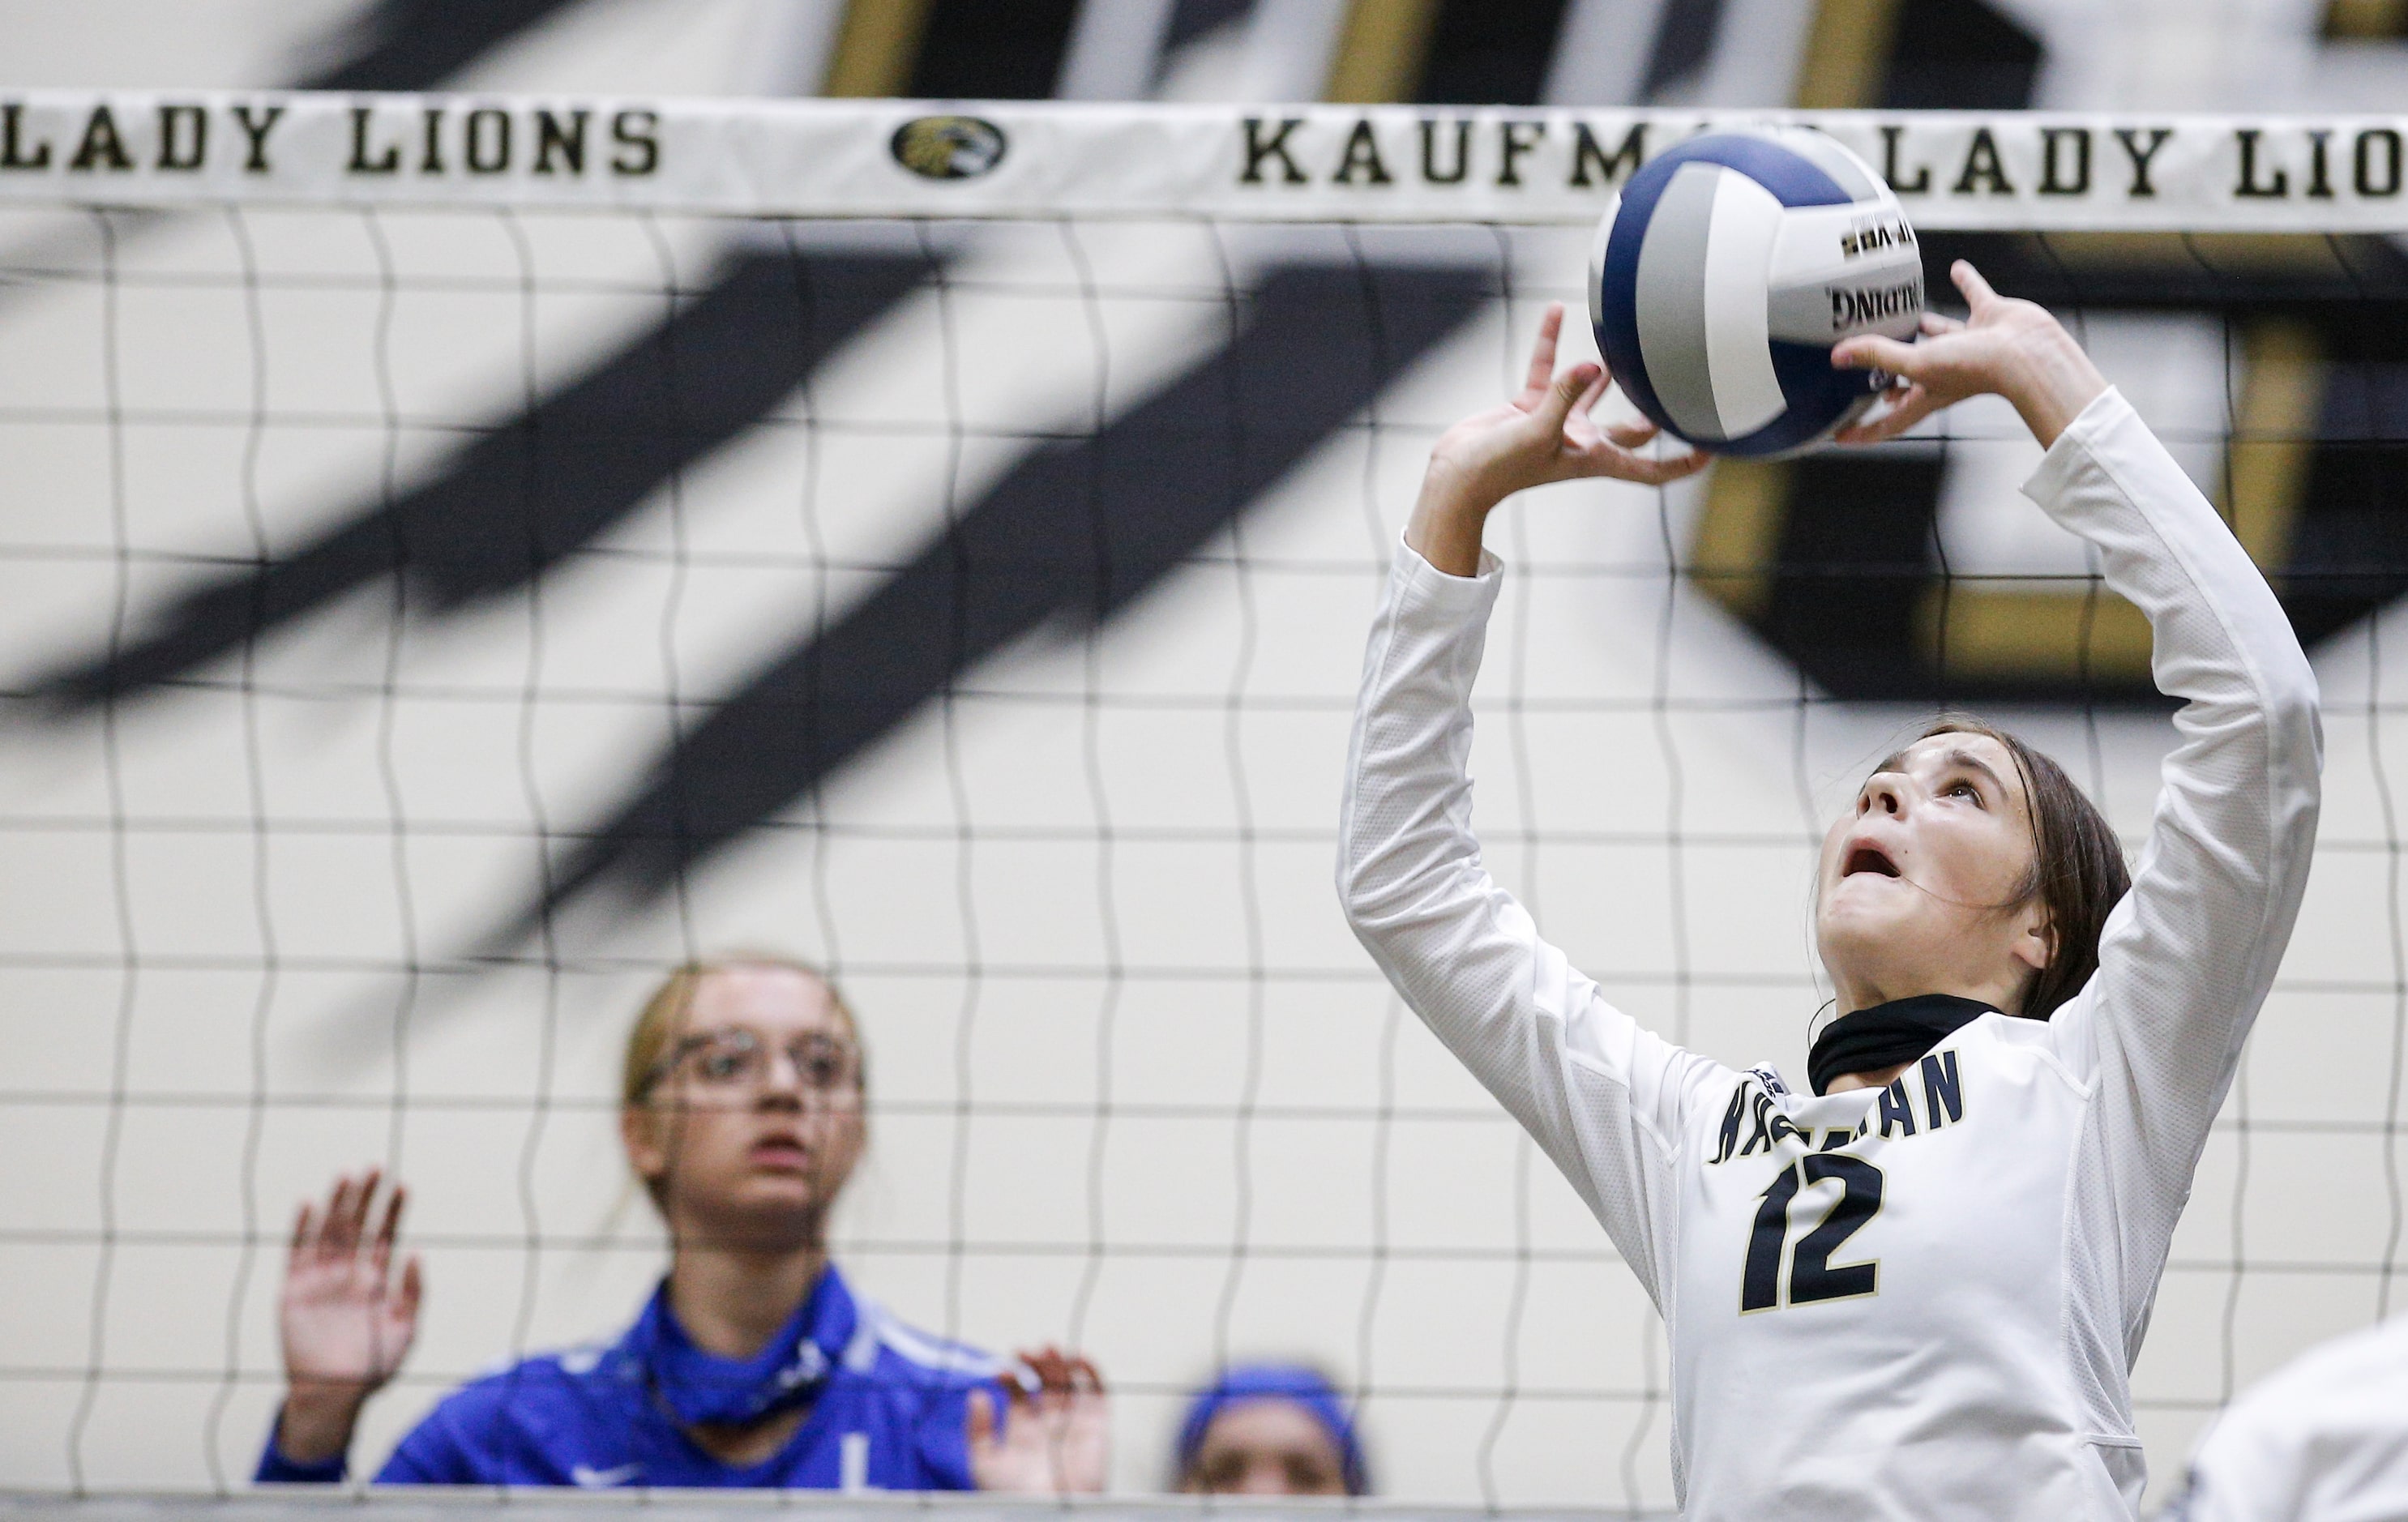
xmin=622 ymin=965 xmax=866 ymax=1248
xmin=1814 ymin=733 xmax=2051 ymax=1015
xmin=1182 ymin=1400 xmax=1351 ymax=1496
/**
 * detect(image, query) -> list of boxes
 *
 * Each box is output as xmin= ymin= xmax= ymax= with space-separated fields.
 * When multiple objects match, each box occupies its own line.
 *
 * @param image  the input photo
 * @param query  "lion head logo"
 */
xmin=890 ymin=115 xmax=1007 ymax=181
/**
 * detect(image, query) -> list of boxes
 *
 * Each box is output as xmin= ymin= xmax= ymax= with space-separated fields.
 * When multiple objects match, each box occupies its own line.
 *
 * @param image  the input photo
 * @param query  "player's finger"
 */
xmin=342 ymin=1169 xmax=379 ymax=1251
xmin=1559 ymin=374 xmax=1613 ymax=450
xmin=1833 ymin=404 xmax=1905 ymax=447
xmin=370 ymin=1185 xmax=405 ymax=1277
xmin=1833 ymin=386 xmax=1905 ymax=440
xmin=1577 ymin=444 xmax=1690 ymax=485
xmin=1571 ymin=366 xmax=1611 ymax=421
xmin=1867 ymin=398 xmax=1942 ymax=442
xmin=1649 ymin=448 xmax=1711 ymax=483
xmin=1067 ymin=1355 xmax=1104 ymax=1394
xmin=289 ymin=1200 xmax=315 ymax=1268
xmin=1919 ymin=310 xmax=1964 ymax=336
xmin=1580 ymin=442 xmax=1706 ymax=485
xmin=1027 ymin=1346 xmax=1071 ymax=1391
xmin=1521 ymin=303 xmax=1565 ymax=396
xmin=1951 ymin=259 xmax=1998 ymax=310
xmin=396 ymin=1254 xmax=424 ymax=1323
xmin=1835 ymin=387 xmax=1940 ymax=445
xmin=1533 ymin=361 xmax=1602 ymax=434
xmin=965 ymin=1387 xmax=996 ymax=1449
xmin=319 ymin=1175 xmax=356 ymax=1260
xmin=1003 ymin=1353 xmax=1046 ymax=1407
xmin=1604 ymin=417 xmax=1659 ymax=449
xmin=1829 ymin=333 xmax=1922 ymax=375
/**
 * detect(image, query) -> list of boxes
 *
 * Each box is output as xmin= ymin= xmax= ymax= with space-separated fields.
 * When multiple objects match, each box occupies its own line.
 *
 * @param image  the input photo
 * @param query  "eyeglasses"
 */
xmin=639 ymin=1028 xmax=861 ymax=1099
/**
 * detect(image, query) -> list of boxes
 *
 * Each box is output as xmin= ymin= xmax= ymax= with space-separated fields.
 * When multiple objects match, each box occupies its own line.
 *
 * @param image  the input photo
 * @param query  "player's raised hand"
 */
xmin=1409 ymin=302 xmax=1704 ymax=575
xmin=966 ymin=1345 xmax=1109 ymax=1495
xmin=1832 ymin=260 xmax=2108 ymax=449
xmin=1435 ymin=301 xmax=1706 ymax=498
xmin=275 ymin=1169 xmax=423 ymax=1466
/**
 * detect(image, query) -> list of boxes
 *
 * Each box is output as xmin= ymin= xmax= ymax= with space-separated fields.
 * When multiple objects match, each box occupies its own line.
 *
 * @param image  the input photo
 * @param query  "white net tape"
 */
xmin=0 ymin=95 xmax=2403 ymax=229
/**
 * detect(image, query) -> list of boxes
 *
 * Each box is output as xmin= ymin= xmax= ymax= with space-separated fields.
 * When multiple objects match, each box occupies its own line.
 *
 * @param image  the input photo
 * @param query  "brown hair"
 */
xmin=1920 ymin=716 xmax=2131 ymax=1019
xmin=620 ymin=953 xmax=863 ymax=1108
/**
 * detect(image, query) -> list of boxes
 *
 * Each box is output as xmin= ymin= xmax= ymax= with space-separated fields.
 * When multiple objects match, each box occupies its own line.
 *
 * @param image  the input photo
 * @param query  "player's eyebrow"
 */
xmin=1868 ymin=746 xmax=2016 ymax=802
xmin=1938 ymin=747 xmax=2013 ymax=799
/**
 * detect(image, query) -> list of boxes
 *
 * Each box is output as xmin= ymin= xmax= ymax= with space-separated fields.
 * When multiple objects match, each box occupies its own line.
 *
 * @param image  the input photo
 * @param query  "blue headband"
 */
xmin=1175 ymin=1364 xmax=1368 ymax=1494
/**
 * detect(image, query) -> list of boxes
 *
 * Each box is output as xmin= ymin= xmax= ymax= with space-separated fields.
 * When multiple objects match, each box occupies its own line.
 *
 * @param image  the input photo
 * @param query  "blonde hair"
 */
xmin=619 ymin=954 xmax=865 ymax=1210
xmin=620 ymin=953 xmax=864 ymax=1109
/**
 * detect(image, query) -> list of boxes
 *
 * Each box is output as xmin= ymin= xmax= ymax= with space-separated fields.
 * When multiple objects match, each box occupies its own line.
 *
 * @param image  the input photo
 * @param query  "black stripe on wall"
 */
xmin=520 ymin=262 xmax=1491 ymax=926
xmin=31 ymin=253 xmax=931 ymax=710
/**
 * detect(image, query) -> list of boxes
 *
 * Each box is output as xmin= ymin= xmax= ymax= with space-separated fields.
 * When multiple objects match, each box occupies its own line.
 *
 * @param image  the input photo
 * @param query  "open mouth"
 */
xmin=751 ymin=1137 xmax=810 ymax=1168
xmin=1843 ymin=845 xmax=1901 ymax=879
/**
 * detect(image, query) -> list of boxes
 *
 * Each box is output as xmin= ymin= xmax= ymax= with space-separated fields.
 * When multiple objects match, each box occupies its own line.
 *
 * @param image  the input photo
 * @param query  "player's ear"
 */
xmin=620 ymin=1101 xmax=669 ymax=1187
xmin=2010 ymin=900 xmax=2055 ymax=977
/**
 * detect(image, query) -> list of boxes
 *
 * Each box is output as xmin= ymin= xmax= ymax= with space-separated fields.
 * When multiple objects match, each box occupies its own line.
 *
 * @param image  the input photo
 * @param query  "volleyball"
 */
xmin=1589 ymin=126 xmax=1925 ymax=457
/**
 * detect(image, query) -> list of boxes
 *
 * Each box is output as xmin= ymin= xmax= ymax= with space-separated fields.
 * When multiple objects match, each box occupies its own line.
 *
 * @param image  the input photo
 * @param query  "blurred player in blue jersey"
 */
xmin=1174 ymin=1363 xmax=1368 ymax=1496
xmin=254 ymin=956 xmax=1106 ymax=1492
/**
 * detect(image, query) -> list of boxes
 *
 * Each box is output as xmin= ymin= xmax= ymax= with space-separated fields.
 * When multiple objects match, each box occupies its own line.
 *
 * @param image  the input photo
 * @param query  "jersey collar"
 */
xmin=621 ymin=1261 xmax=859 ymax=1429
xmin=1807 ymin=994 xmax=1994 ymax=1096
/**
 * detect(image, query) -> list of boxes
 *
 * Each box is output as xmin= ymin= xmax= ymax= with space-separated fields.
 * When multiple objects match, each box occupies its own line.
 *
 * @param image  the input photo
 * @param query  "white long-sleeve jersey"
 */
xmin=2165 ymin=1313 xmax=2408 ymax=1522
xmin=1337 ymin=389 xmax=2322 ymax=1520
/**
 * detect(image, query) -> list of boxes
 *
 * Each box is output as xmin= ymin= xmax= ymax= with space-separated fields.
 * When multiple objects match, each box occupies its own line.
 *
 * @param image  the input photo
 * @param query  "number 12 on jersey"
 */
xmin=1741 ymin=1155 xmax=1884 ymax=1311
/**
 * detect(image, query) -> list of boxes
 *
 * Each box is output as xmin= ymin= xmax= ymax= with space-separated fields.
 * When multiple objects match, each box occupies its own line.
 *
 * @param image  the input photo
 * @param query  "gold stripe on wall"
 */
xmin=2325 ymin=0 xmax=2408 ymax=39
xmin=823 ymin=0 xmax=935 ymax=97
xmin=1325 ymin=0 xmax=1444 ymax=105
xmin=1793 ymin=0 xmax=1904 ymax=109
xmin=1919 ymin=586 xmax=2156 ymax=684
xmin=1690 ymin=460 xmax=1790 ymax=622
xmin=2226 ymin=319 xmax=2322 ymax=575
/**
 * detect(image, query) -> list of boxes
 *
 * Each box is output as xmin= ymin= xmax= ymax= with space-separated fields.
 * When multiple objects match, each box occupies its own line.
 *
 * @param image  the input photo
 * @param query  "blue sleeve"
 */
xmin=248 ymin=1399 xmax=489 ymax=1487
xmin=917 ymin=1379 xmax=1007 ymax=1491
xmin=371 ymin=1400 xmax=487 ymax=1485
xmin=253 ymin=1413 xmax=347 ymax=1485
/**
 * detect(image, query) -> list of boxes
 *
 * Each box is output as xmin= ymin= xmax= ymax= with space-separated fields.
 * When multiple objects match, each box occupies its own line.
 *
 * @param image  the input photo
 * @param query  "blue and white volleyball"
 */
xmin=1589 ymin=127 xmax=1923 ymax=458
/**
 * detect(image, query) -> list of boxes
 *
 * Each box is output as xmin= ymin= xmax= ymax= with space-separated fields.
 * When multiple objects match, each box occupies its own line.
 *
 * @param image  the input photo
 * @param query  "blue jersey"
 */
xmin=256 ymin=1265 xmax=1001 ymax=1490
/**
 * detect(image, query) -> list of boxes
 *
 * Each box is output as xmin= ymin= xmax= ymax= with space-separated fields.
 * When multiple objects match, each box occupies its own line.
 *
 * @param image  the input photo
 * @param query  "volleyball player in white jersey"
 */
xmin=2164 ymin=1313 xmax=2408 ymax=1521
xmin=1337 ymin=261 xmax=2322 ymax=1520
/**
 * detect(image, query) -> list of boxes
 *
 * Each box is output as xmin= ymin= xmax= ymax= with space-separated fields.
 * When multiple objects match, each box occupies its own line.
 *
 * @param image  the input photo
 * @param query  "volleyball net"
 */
xmin=2 ymin=96 xmax=2405 ymax=1514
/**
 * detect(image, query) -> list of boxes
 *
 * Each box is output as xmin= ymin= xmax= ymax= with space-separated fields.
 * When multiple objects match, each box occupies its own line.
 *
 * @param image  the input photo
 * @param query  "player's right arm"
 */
xmin=254 ymin=1170 xmax=422 ymax=1484
xmin=1337 ymin=306 xmax=1716 ymax=1300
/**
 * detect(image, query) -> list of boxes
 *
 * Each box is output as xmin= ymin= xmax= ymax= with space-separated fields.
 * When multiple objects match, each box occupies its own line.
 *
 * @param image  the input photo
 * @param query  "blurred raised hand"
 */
xmin=275 ymin=1169 xmax=423 ymax=1465
xmin=967 ymin=1345 xmax=1109 ymax=1495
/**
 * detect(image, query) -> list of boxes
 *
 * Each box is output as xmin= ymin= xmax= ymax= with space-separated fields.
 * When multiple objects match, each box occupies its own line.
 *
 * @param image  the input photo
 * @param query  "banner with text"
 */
xmin=0 ymin=92 xmax=2403 ymax=231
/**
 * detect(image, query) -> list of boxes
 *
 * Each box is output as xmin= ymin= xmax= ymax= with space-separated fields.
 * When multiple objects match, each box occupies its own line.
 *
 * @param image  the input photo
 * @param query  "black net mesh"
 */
xmin=0 ymin=201 xmax=2399 ymax=1512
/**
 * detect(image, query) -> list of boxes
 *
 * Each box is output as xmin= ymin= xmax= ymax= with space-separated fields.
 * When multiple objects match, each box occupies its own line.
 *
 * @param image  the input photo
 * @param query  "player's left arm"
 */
xmin=1839 ymin=263 xmax=2325 ymax=1311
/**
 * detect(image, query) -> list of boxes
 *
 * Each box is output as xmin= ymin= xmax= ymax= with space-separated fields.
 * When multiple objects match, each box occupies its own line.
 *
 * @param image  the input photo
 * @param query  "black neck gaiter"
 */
xmin=1807 ymin=994 xmax=1995 ymax=1097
